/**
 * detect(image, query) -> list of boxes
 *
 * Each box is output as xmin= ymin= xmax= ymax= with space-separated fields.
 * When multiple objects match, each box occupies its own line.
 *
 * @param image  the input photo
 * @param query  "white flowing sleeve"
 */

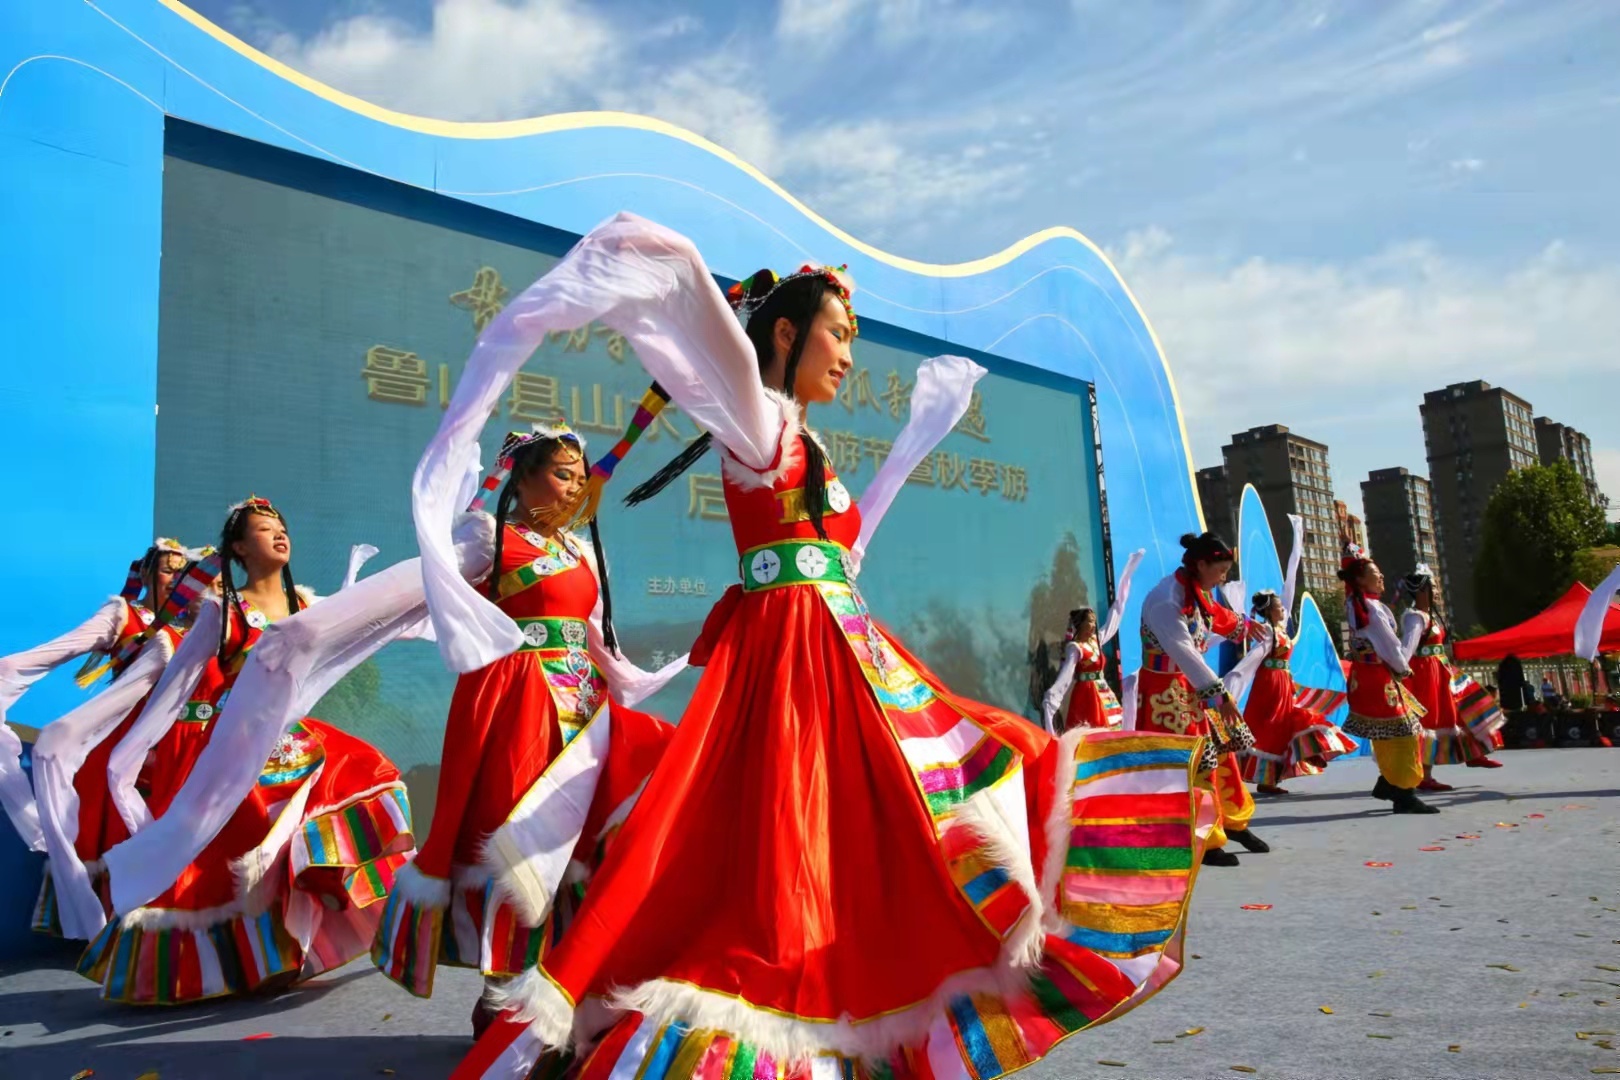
xmin=1141 ymin=578 xmax=1225 ymax=696
xmin=574 ymin=537 xmax=687 ymax=709
xmin=32 ymin=642 xmax=171 ymax=938
xmin=1099 ymin=550 xmax=1147 ymax=647
xmin=0 ymin=600 xmax=127 ymax=711
xmin=852 ymin=356 xmax=986 ymax=566
xmin=1576 ymin=562 xmax=1620 ymax=661
xmin=1281 ymin=514 xmax=1305 ymax=616
xmin=1041 ymin=643 xmax=1081 ymax=732
xmin=1224 ymin=622 xmax=1273 ymax=704
xmin=105 ymin=601 xmax=220 ymax=835
xmin=414 ymin=213 xmax=781 ymax=674
xmin=0 ymin=722 xmax=40 ymax=851
xmin=1356 ymin=600 xmax=1412 ymax=677
xmin=106 ymin=534 xmax=495 ymax=916
xmin=343 ymin=544 xmax=380 ymax=590
xmin=1400 ymin=610 xmax=1427 ymax=663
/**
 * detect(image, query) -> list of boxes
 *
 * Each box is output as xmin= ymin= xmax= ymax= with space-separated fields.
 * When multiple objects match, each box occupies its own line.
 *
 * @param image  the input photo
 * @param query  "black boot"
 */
xmin=1202 ymin=847 xmax=1240 ymax=867
xmin=1372 ymin=775 xmax=1395 ymax=801
xmin=1227 ymin=828 xmax=1270 ymax=853
xmin=1391 ymin=787 xmax=1440 ymax=814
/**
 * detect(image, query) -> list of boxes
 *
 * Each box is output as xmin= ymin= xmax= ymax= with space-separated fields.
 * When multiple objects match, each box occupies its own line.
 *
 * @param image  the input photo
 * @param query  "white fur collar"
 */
xmin=720 ymin=388 xmax=804 ymax=492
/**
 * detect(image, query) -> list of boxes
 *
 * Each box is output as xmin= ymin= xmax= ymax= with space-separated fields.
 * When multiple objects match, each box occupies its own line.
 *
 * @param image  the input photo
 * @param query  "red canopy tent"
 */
xmin=1452 ymin=581 xmax=1620 ymax=661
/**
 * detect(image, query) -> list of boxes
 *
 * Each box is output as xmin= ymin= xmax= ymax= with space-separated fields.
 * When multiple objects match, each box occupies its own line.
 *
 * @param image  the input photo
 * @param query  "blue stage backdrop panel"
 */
xmin=153 ymin=123 xmax=1109 ymax=791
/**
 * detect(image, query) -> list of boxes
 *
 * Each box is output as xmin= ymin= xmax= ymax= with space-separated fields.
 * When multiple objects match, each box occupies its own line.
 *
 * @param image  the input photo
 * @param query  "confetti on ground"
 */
xmin=1496 ymin=823 xmax=1519 ymax=829
xmin=1599 ymin=965 xmax=1620 ymax=973
xmin=1402 ymin=905 xmax=1418 ymax=910
xmin=1420 ymin=846 xmax=1446 ymax=852
xmin=1488 ymin=964 xmax=1522 ymax=972
xmin=243 ymin=1033 xmax=275 ymax=1041
xmin=1369 ymin=1011 xmax=1393 ymax=1017
xmin=1529 ymin=813 xmax=1546 ymax=819
xmin=1590 ymin=1069 xmax=1620 ymax=1075
xmin=1097 ymin=1060 xmax=1127 ymax=1068
xmin=1366 ymin=861 xmax=1393 ymax=868
xmin=1565 ymin=992 xmax=1585 ymax=998
xmin=381 ymin=1013 xmax=392 ymax=1021
xmin=1179 ymin=1027 xmax=1206 ymax=1038
xmin=1457 ymin=834 xmax=1481 ymax=839
xmin=1241 ymin=904 xmax=1274 ymax=910
xmin=1319 ymin=1006 xmax=1334 ymax=1014
xmin=1367 ymin=1033 xmax=1395 ymax=1039
xmin=1152 ymin=1039 xmax=1176 ymax=1045
xmin=1448 ymin=1045 xmax=1461 ymax=1052
xmin=70 ymin=1072 xmax=93 ymax=1080
xmin=1230 ymin=1068 xmax=1258 ymax=1074
xmin=1368 ymin=971 xmax=1386 ymax=979
xmin=136 ymin=1073 xmax=159 ymax=1080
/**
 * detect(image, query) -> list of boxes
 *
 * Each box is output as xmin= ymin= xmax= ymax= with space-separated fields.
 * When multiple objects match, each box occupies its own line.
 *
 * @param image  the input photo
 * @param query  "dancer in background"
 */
xmin=1339 ymin=544 xmax=1436 ymax=814
xmin=1041 ymin=549 xmax=1144 ymax=733
xmin=0 ymin=540 xmax=194 ymax=852
xmin=1240 ymin=588 xmax=1356 ymax=796
xmin=1136 ymin=532 xmax=1267 ymax=866
xmin=86 ymin=498 xmax=413 ymax=1004
xmin=373 ymin=421 xmax=678 ymax=1040
xmin=1397 ymin=565 xmax=1504 ymax=790
xmin=407 ymin=215 xmax=1208 ymax=1080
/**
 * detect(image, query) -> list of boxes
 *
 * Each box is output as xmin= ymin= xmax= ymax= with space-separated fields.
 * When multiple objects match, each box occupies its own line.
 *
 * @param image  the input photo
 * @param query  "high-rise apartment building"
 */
xmin=1420 ymin=380 xmax=1538 ymax=630
xmin=1334 ymin=500 xmax=1367 ymax=553
xmin=1195 ymin=464 xmax=1237 ymax=542
xmin=1534 ymin=417 xmax=1607 ymax=511
xmin=1360 ymin=467 xmax=1443 ymax=612
xmin=1220 ymin=425 xmax=1339 ymax=598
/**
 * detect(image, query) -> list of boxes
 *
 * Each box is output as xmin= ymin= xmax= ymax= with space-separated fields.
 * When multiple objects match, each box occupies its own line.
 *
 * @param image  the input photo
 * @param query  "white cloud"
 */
xmin=1449 ymin=156 xmax=1485 ymax=171
xmin=263 ymin=0 xmax=616 ymax=120
xmin=777 ymin=0 xmax=863 ymax=44
xmin=1111 ymin=228 xmax=1620 ymax=510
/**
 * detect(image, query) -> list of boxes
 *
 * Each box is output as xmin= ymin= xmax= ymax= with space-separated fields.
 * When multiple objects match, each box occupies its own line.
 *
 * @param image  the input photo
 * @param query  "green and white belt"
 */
xmin=180 ymin=692 xmax=228 ymax=723
xmin=1263 ymin=658 xmax=1289 ymax=670
xmin=1417 ymin=645 xmax=1448 ymax=658
xmin=514 ymin=616 xmax=590 ymax=652
xmin=1076 ymin=670 xmax=1104 ymax=683
xmin=740 ymin=540 xmax=852 ymax=593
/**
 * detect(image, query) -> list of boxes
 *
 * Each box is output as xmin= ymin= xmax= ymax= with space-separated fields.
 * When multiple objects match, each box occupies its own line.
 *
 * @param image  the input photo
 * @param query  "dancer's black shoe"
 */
xmin=1202 ymin=848 xmax=1240 ymax=867
xmin=1391 ymin=788 xmax=1440 ymax=814
xmin=1227 ymin=828 xmax=1270 ymax=853
xmin=1372 ymin=775 xmax=1396 ymax=801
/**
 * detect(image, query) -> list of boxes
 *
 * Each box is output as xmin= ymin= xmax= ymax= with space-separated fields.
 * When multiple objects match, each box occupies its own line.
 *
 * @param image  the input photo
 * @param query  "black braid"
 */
xmin=624 ymin=433 xmax=713 ymax=507
xmin=779 ymin=328 xmax=829 ymax=541
xmin=588 ymin=516 xmax=618 ymax=655
xmin=488 ymin=482 xmax=515 ymax=600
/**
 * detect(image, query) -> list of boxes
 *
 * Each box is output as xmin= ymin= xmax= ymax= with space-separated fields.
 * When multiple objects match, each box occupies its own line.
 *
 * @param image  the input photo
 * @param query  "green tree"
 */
xmin=1473 ymin=461 xmax=1610 ymax=630
xmin=1571 ymin=546 xmax=1620 ymax=588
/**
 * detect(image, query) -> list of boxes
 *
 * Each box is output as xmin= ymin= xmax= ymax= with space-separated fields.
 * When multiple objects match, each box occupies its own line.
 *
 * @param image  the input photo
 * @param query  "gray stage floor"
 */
xmin=1 ymin=749 xmax=1616 ymax=1080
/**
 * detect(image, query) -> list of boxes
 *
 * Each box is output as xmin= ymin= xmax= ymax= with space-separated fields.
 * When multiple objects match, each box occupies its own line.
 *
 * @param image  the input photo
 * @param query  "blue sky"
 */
xmin=193 ymin=0 xmax=1620 ymax=522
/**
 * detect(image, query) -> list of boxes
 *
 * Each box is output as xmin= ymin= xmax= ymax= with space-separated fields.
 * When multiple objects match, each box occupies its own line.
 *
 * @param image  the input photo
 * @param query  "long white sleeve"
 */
xmin=1400 ymin=610 xmax=1428 ymax=663
xmin=32 ymin=642 xmax=172 ymax=939
xmin=1041 ymin=643 xmax=1081 ymax=731
xmin=1140 ymin=576 xmax=1224 ymax=694
xmin=105 ymin=601 xmax=220 ymax=835
xmin=1352 ymin=599 xmax=1412 ymax=676
xmin=852 ymin=356 xmax=986 ymax=566
xmin=1576 ymin=563 xmax=1620 ymax=660
xmin=1099 ymin=550 xmax=1147 ymax=647
xmin=0 ymin=600 xmax=127 ymax=711
xmin=414 ymin=214 xmax=787 ymax=674
xmin=1281 ymin=514 xmax=1305 ymax=616
xmin=106 ymin=530 xmax=494 ymax=916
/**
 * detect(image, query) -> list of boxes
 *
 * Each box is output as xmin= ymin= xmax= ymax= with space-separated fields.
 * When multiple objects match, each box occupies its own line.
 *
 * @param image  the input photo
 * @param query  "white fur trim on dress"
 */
xmin=1040 ymin=726 xmax=1087 ymax=932
xmin=389 ymin=860 xmax=452 ymax=910
xmin=945 ymin=782 xmax=1045 ymax=969
xmin=486 ymin=965 xmax=578 ymax=1048
xmin=720 ymin=389 xmax=801 ymax=492
xmin=118 ymin=869 xmax=281 ymax=932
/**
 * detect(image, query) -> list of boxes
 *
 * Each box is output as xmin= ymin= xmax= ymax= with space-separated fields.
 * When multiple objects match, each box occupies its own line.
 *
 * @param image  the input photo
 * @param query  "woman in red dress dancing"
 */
xmin=1041 ymin=551 xmax=1144 ymax=734
xmin=1239 ymin=589 xmax=1356 ymax=796
xmin=89 ymin=498 xmax=414 ymax=1004
xmin=413 ymin=215 xmax=1211 ymax=1080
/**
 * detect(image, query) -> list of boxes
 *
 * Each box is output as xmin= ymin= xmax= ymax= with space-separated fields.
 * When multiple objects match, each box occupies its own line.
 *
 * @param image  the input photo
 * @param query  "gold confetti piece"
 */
xmin=1231 ymin=1068 xmax=1258 ymax=1074
xmin=1368 ymin=971 xmax=1386 ymax=979
xmin=1585 ymin=1030 xmax=1617 ymax=1035
xmin=1401 ymin=905 xmax=1418 ymax=910
xmin=1598 ymin=965 xmax=1620 ymax=972
xmin=1519 ymin=1003 xmax=1530 ymax=1009
xmin=1564 ymin=992 xmax=1584 ymax=998
xmin=1590 ymin=1069 xmax=1620 ymax=1075
xmin=1097 ymin=1060 xmax=1128 ymax=1068
xmin=381 ymin=1013 xmax=392 ymax=1021
xmin=1319 ymin=1006 xmax=1334 ymax=1014
xmin=1598 ymin=1041 xmax=1617 ymax=1051
xmin=1447 ymin=1045 xmax=1461 ymax=1052
xmin=1488 ymin=964 xmax=1522 ymax=972
xmin=1579 ymin=1034 xmax=1592 ymax=1041
xmin=136 ymin=1074 xmax=158 ymax=1080
xmin=1179 ymin=1027 xmax=1206 ymax=1037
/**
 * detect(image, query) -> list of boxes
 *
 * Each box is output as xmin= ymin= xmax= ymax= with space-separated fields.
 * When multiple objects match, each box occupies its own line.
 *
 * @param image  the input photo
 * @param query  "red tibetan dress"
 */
xmin=1134 ymin=571 xmax=1254 ymax=852
xmin=460 ymin=414 xmax=1209 ymax=1080
xmin=29 ymin=601 xmax=184 ymax=935
xmin=371 ymin=524 xmax=672 ymax=998
xmin=80 ymin=593 xmax=413 ymax=1004
xmin=1402 ymin=613 xmax=1504 ymax=765
xmin=1046 ymin=639 xmax=1123 ymax=732
xmin=1237 ymin=619 xmax=1355 ymax=789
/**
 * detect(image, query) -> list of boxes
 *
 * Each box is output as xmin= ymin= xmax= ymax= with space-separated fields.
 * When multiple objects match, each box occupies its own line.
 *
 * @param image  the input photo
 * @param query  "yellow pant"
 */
xmin=1371 ymin=735 xmax=1423 ymax=789
xmin=1198 ymin=751 xmax=1255 ymax=850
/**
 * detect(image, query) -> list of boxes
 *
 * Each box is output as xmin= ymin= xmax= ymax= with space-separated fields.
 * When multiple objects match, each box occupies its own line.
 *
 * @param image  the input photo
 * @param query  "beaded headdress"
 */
xmin=1340 ymin=541 xmax=1371 ymax=572
xmin=725 ymin=264 xmax=859 ymax=337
